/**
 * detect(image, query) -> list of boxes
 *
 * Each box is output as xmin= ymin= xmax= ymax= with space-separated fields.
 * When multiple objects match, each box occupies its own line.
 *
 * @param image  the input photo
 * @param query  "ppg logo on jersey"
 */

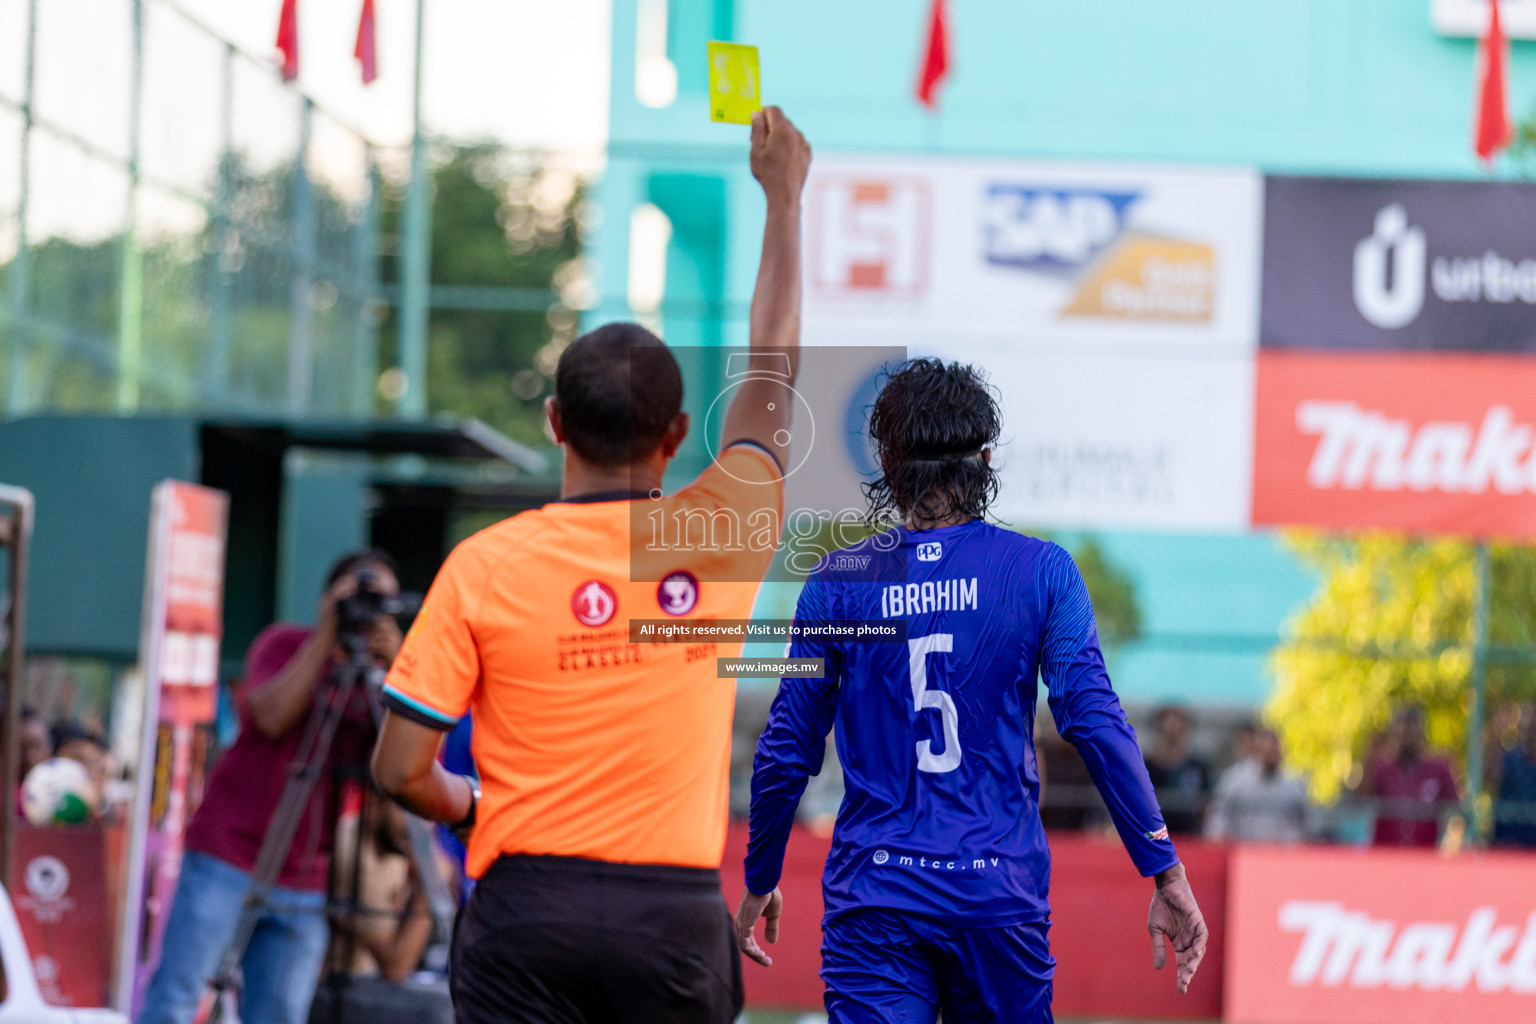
xmin=916 ymin=542 xmax=942 ymax=562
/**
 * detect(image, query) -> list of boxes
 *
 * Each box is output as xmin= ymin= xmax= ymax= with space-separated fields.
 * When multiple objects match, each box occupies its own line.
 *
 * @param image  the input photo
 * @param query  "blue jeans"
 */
xmin=138 ymin=851 xmax=329 ymax=1024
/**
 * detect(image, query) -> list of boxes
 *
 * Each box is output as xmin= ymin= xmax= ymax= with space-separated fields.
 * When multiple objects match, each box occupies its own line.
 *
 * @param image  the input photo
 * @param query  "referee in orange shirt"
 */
xmin=371 ymin=108 xmax=811 ymax=1024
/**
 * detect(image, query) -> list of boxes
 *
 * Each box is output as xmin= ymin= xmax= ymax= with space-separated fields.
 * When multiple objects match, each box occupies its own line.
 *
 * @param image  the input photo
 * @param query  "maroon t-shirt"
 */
xmin=185 ymin=624 xmax=371 ymax=890
xmin=1366 ymin=755 xmax=1460 ymax=848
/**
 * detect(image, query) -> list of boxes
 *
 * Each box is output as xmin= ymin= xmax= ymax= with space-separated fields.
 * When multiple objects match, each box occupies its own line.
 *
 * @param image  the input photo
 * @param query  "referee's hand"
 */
xmin=1148 ymin=862 xmax=1208 ymax=994
xmin=734 ymin=887 xmax=784 ymax=967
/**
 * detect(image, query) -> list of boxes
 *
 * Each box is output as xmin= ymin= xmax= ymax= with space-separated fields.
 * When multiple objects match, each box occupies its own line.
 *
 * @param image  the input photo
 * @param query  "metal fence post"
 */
xmin=1467 ymin=542 xmax=1490 ymax=840
xmin=397 ymin=0 xmax=432 ymax=418
xmin=206 ymin=42 xmax=236 ymax=408
xmin=116 ymin=0 xmax=146 ymax=412
xmin=351 ymin=156 xmax=382 ymax=416
xmin=288 ymin=98 xmax=316 ymax=416
xmin=5 ymin=0 xmax=38 ymax=415
xmin=0 ymin=484 xmax=34 ymax=889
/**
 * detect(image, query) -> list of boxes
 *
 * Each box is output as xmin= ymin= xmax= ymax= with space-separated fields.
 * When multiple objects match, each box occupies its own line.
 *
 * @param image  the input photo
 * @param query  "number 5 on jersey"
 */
xmin=909 ymin=634 xmax=962 ymax=773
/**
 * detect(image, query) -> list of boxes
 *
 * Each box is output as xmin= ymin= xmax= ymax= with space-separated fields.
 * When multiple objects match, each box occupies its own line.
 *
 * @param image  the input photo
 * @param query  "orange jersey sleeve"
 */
xmin=382 ymin=540 xmax=486 ymax=729
xmin=632 ymin=441 xmax=785 ymax=584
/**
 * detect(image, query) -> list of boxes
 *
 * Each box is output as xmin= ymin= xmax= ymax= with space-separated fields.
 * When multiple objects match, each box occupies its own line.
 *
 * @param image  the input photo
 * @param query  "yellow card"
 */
xmin=708 ymin=41 xmax=761 ymax=125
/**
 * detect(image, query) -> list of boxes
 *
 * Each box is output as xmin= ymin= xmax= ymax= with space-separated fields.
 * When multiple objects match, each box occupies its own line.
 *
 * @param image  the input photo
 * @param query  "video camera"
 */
xmin=336 ymin=567 xmax=423 ymax=643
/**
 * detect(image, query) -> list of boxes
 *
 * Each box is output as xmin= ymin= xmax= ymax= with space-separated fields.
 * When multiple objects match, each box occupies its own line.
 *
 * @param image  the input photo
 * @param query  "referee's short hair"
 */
xmin=554 ymin=323 xmax=684 ymax=466
xmin=864 ymin=358 xmax=1001 ymax=526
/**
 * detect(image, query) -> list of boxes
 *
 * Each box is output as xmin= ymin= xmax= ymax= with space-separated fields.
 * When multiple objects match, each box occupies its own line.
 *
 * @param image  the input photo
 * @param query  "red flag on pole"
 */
xmin=356 ymin=0 xmax=378 ymax=85
xmin=275 ymin=0 xmax=300 ymax=82
xmin=1475 ymin=0 xmax=1514 ymax=163
xmin=916 ymin=0 xmax=950 ymax=108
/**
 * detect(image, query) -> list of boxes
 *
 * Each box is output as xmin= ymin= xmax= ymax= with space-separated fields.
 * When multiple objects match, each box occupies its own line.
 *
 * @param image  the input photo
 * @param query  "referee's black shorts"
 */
xmin=450 ymin=854 xmax=744 ymax=1024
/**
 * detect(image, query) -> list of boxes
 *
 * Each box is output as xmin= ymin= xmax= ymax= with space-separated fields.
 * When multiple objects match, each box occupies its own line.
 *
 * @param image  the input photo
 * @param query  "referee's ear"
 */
xmin=660 ymin=412 xmax=690 ymax=458
xmin=545 ymin=397 xmax=566 ymax=445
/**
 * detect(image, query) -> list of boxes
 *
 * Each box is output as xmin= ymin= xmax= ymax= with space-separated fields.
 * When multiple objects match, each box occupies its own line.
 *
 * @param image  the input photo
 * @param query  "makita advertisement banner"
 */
xmin=1226 ymin=846 xmax=1536 ymax=1024
xmin=1262 ymin=176 xmax=1536 ymax=353
xmin=1252 ymin=351 xmax=1536 ymax=538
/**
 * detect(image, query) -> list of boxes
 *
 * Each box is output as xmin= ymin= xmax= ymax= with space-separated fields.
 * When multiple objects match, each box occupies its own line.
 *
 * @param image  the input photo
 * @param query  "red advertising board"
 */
xmin=1048 ymin=832 xmax=1226 ymax=1021
xmin=1226 ymin=845 xmax=1536 ymax=1024
xmin=116 ymin=481 xmax=229 ymax=1013
xmin=720 ymin=822 xmax=1225 ymax=1018
xmin=9 ymin=825 xmax=119 ymax=1007
xmin=1253 ymin=351 xmax=1536 ymax=539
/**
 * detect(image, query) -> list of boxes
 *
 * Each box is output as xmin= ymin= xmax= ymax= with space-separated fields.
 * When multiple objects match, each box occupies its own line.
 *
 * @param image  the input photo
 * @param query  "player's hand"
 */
xmin=735 ymin=887 xmax=784 ymax=967
xmin=749 ymin=107 xmax=810 ymax=207
xmin=1149 ymin=862 xmax=1207 ymax=994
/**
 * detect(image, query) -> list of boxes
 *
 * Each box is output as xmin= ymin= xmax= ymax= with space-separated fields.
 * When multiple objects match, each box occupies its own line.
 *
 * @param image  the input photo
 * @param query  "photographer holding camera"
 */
xmin=140 ymin=550 xmax=405 ymax=1024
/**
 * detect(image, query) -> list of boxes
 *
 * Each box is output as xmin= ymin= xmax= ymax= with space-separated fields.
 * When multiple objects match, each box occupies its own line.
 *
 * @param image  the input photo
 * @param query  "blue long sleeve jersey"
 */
xmin=744 ymin=521 xmax=1179 ymax=926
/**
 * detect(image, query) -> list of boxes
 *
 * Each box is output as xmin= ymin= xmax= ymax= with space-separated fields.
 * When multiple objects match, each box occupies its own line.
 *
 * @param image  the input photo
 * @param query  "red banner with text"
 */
xmin=1253 ymin=351 xmax=1536 ymax=539
xmin=1227 ymin=845 xmax=1536 ymax=1024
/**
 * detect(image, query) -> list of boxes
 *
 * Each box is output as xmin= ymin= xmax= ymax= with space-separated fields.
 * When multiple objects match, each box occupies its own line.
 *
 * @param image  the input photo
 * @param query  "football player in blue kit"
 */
xmin=734 ymin=359 xmax=1208 ymax=1023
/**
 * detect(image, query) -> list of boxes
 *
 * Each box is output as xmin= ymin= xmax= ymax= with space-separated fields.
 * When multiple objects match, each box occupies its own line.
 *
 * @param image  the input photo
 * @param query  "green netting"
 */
xmin=0 ymin=0 xmax=380 ymax=418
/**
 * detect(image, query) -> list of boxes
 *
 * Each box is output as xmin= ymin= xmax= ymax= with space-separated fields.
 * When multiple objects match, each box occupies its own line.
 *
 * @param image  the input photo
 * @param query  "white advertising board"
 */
xmin=805 ymin=153 xmax=1262 ymax=353
xmin=1431 ymin=0 xmax=1536 ymax=39
xmin=802 ymin=154 xmax=1262 ymax=530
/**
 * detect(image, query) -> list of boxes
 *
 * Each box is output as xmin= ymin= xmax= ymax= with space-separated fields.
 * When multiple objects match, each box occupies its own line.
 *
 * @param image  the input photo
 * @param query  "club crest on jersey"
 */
xmin=571 ymin=580 xmax=617 ymax=627
xmin=916 ymin=541 xmax=942 ymax=562
xmin=657 ymin=571 xmax=699 ymax=616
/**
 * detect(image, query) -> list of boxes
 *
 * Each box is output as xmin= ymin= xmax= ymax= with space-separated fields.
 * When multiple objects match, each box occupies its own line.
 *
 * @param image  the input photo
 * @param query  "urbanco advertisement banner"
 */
xmin=1227 ymin=845 xmax=1536 ymax=1024
xmin=801 ymin=154 xmax=1262 ymax=530
xmin=1252 ymin=351 xmax=1536 ymax=539
xmin=1261 ymin=176 xmax=1536 ymax=353
xmin=804 ymin=154 xmax=1263 ymax=352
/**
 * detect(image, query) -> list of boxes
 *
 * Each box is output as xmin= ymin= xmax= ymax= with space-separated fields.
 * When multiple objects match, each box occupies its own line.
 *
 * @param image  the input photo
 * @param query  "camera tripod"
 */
xmin=206 ymin=637 xmax=458 ymax=1024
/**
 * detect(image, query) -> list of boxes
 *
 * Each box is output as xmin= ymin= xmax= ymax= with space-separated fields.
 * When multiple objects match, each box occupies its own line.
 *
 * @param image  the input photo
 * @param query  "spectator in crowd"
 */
xmin=1362 ymin=707 xmax=1460 ymax=848
xmin=52 ymin=724 xmax=109 ymax=787
xmin=1228 ymin=720 xmax=1259 ymax=770
xmin=1205 ymin=726 xmax=1311 ymax=843
xmin=19 ymin=708 xmax=52 ymax=779
xmin=1492 ymin=704 xmax=1536 ymax=849
xmin=141 ymin=550 xmax=404 ymax=1024
xmin=51 ymin=723 xmax=117 ymax=820
xmin=1143 ymin=704 xmax=1211 ymax=834
xmin=1037 ymin=713 xmax=1103 ymax=831
xmin=325 ymin=793 xmax=457 ymax=983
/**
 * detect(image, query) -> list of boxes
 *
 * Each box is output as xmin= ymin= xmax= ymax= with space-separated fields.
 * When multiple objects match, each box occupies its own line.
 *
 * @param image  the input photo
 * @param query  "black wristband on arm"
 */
xmin=449 ymin=776 xmax=480 ymax=836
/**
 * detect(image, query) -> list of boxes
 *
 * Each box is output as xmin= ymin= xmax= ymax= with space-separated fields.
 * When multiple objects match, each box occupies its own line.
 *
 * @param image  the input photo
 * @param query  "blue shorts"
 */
xmin=820 ymin=909 xmax=1054 ymax=1024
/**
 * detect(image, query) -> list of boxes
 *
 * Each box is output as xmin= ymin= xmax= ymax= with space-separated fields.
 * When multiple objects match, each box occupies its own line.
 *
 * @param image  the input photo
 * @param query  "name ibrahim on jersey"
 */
xmin=734 ymin=359 xmax=1210 ymax=1024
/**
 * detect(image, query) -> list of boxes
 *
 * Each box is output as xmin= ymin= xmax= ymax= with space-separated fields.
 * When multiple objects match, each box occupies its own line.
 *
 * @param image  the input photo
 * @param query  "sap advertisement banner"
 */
xmin=1227 ymin=846 xmax=1536 ymax=1024
xmin=806 ymin=155 xmax=1262 ymax=351
xmin=1252 ymin=351 xmax=1536 ymax=539
xmin=803 ymin=155 xmax=1262 ymax=529
xmin=1262 ymin=176 xmax=1536 ymax=353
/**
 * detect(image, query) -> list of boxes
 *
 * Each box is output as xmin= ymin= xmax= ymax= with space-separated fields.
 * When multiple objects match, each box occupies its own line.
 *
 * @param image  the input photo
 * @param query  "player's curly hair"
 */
xmin=862 ymin=358 xmax=1002 ymax=529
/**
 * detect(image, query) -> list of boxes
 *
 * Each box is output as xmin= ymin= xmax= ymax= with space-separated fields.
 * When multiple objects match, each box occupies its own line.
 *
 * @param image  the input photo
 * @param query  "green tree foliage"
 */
xmin=1071 ymin=536 xmax=1142 ymax=649
xmin=378 ymin=146 xmax=586 ymax=447
xmin=1267 ymin=533 xmax=1536 ymax=803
